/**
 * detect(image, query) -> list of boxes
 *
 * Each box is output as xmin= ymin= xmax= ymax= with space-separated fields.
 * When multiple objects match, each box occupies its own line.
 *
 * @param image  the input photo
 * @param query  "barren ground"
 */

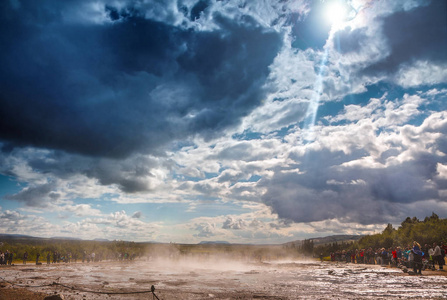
xmin=1 ymin=259 xmax=447 ymax=299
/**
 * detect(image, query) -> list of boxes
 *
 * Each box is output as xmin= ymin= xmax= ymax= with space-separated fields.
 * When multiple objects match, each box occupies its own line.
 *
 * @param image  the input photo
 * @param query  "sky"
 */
xmin=0 ymin=0 xmax=446 ymax=244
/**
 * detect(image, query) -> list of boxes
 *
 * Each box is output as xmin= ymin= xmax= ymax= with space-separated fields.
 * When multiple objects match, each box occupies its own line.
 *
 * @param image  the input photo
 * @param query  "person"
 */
xmin=412 ymin=241 xmax=423 ymax=275
xmin=375 ymin=249 xmax=382 ymax=265
xmin=441 ymin=245 xmax=446 ymax=268
xmin=23 ymin=252 xmax=28 ymax=264
xmin=428 ymin=246 xmax=435 ymax=270
xmin=8 ymin=251 xmax=13 ymax=265
xmin=433 ymin=243 xmax=444 ymax=270
xmin=47 ymin=252 xmax=51 ymax=264
xmin=392 ymin=248 xmax=398 ymax=267
xmin=423 ymin=244 xmax=430 ymax=261
xmin=381 ymin=248 xmax=388 ymax=266
xmin=396 ymin=247 xmax=402 ymax=265
xmin=36 ymin=252 xmax=40 ymax=264
xmin=407 ymin=246 xmax=414 ymax=269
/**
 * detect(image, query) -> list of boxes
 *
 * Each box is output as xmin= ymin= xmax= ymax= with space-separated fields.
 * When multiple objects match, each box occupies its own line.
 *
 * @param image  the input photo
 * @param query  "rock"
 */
xmin=44 ymin=294 xmax=65 ymax=300
xmin=0 ymin=282 xmax=11 ymax=288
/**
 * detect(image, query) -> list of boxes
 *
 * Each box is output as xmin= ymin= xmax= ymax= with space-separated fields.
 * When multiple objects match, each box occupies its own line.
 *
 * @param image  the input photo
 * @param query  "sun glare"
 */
xmin=325 ymin=1 xmax=347 ymax=26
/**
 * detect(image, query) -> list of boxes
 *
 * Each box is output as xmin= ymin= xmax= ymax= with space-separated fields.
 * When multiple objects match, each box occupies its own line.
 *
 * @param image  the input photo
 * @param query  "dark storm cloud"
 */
xmin=362 ymin=0 xmax=447 ymax=76
xmin=4 ymin=182 xmax=59 ymax=207
xmin=189 ymin=0 xmax=210 ymax=21
xmin=369 ymin=154 xmax=440 ymax=203
xmin=27 ymin=150 xmax=164 ymax=193
xmin=0 ymin=0 xmax=282 ymax=158
xmin=260 ymin=145 xmax=446 ymax=225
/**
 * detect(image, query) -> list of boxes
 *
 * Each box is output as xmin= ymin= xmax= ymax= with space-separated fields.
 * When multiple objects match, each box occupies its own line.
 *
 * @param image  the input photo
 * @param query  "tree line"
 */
xmin=312 ymin=213 xmax=447 ymax=255
xmin=2 ymin=213 xmax=446 ymax=261
xmin=0 ymin=238 xmax=146 ymax=262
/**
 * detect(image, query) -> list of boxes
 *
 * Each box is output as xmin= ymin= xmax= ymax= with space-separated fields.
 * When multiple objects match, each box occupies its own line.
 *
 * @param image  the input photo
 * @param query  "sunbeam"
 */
xmin=303 ymin=48 xmax=329 ymax=142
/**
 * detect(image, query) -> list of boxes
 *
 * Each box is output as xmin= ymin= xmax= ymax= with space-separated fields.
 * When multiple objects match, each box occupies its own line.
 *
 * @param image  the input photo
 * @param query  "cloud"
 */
xmin=308 ymin=0 xmax=447 ymax=102
xmin=0 ymin=209 xmax=57 ymax=236
xmin=394 ymin=60 xmax=447 ymax=88
xmin=222 ymin=216 xmax=246 ymax=230
xmin=0 ymin=0 xmax=282 ymax=158
xmin=59 ymin=210 xmax=158 ymax=240
xmin=193 ymin=222 xmax=217 ymax=238
xmin=0 ymin=147 xmax=172 ymax=198
xmin=57 ymin=204 xmax=103 ymax=218
xmin=132 ymin=211 xmax=142 ymax=218
xmin=360 ymin=0 xmax=447 ymax=78
xmin=4 ymin=182 xmax=60 ymax=208
xmin=0 ymin=0 xmax=446 ymax=243
xmin=259 ymin=91 xmax=447 ymax=225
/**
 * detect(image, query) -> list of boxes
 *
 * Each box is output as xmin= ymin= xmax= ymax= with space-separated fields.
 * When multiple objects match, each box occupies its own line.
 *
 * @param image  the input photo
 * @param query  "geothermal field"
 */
xmin=1 ymin=256 xmax=447 ymax=299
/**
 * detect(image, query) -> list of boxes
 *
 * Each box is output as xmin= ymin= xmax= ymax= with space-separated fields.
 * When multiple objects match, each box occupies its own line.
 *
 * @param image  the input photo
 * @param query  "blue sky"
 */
xmin=0 ymin=0 xmax=446 ymax=244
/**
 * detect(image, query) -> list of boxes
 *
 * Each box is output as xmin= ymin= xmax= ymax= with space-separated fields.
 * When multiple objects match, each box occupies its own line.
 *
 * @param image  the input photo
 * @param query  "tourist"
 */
xmin=412 ymin=241 xmax=423 ymax=275
xmin=392 ymin=248 xmax=398 ymax=267
xmin=381 ymin=248 xmax=388 ymax=266
xmin=375 ymin=249 xmax=381 ymax=265
xmin=433 ymin=243 xmax=444 ymax=270
xmin=407 ymin=246 xmax=414 ymax=269
xmin=428 ymin=246 xmax=435 ymax=269
xmin=397 ymin=247 xmax=402 ymax=264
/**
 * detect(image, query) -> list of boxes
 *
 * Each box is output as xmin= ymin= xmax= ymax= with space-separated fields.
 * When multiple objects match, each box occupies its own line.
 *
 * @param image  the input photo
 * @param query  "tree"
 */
xmin=301 ymin=239 xmax=314 ymax=255
xmin=382 ymin=223 xmax=395 ymax=235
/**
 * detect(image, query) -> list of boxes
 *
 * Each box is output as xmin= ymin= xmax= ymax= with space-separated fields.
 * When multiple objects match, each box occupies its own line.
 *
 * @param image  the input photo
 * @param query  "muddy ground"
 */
xmin=1 ymin=259 xmax=447 ymax=299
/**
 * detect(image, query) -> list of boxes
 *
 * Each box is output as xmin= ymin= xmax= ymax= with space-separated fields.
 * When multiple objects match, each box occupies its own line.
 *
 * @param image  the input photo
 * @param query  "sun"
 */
xmin=325 ymin=0 xmax=348 ymax=26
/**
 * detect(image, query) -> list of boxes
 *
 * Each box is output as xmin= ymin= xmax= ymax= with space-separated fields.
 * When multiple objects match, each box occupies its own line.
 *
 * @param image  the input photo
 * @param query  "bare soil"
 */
xmin=1 ymin=260 xmax=447 ymax=299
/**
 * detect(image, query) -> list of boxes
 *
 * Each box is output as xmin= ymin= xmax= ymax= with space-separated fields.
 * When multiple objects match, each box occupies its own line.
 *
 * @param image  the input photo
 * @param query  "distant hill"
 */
xmin=199 ymin=241 xmax=230 ymax=245
xmin=284 ymin=234 xmax=363 ymax=247
xmin=0 ymin=233 xmax=34 ymax=239
xmin=0 ymin=234 xmax=83 ymax=242
xmin=50 ymin=236 xmax=83 ymax=240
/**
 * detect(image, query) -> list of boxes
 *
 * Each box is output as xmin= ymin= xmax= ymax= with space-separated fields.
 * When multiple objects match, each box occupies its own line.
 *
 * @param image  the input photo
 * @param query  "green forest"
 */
xmin=312 ymin=213 xmax=447 ymax=255
xmin=0 ymin=236 xmax=298 ymax=264
xmin=0 ymin=238 xmax=147 ymax=263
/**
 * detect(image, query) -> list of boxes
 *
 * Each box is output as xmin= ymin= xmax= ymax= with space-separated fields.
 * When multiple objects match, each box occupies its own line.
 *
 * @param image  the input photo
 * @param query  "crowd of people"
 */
xmin=329 ymin=242 xmax=447 ymax=275
xmin=0 ymin=250 xmax=13 ymax=265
